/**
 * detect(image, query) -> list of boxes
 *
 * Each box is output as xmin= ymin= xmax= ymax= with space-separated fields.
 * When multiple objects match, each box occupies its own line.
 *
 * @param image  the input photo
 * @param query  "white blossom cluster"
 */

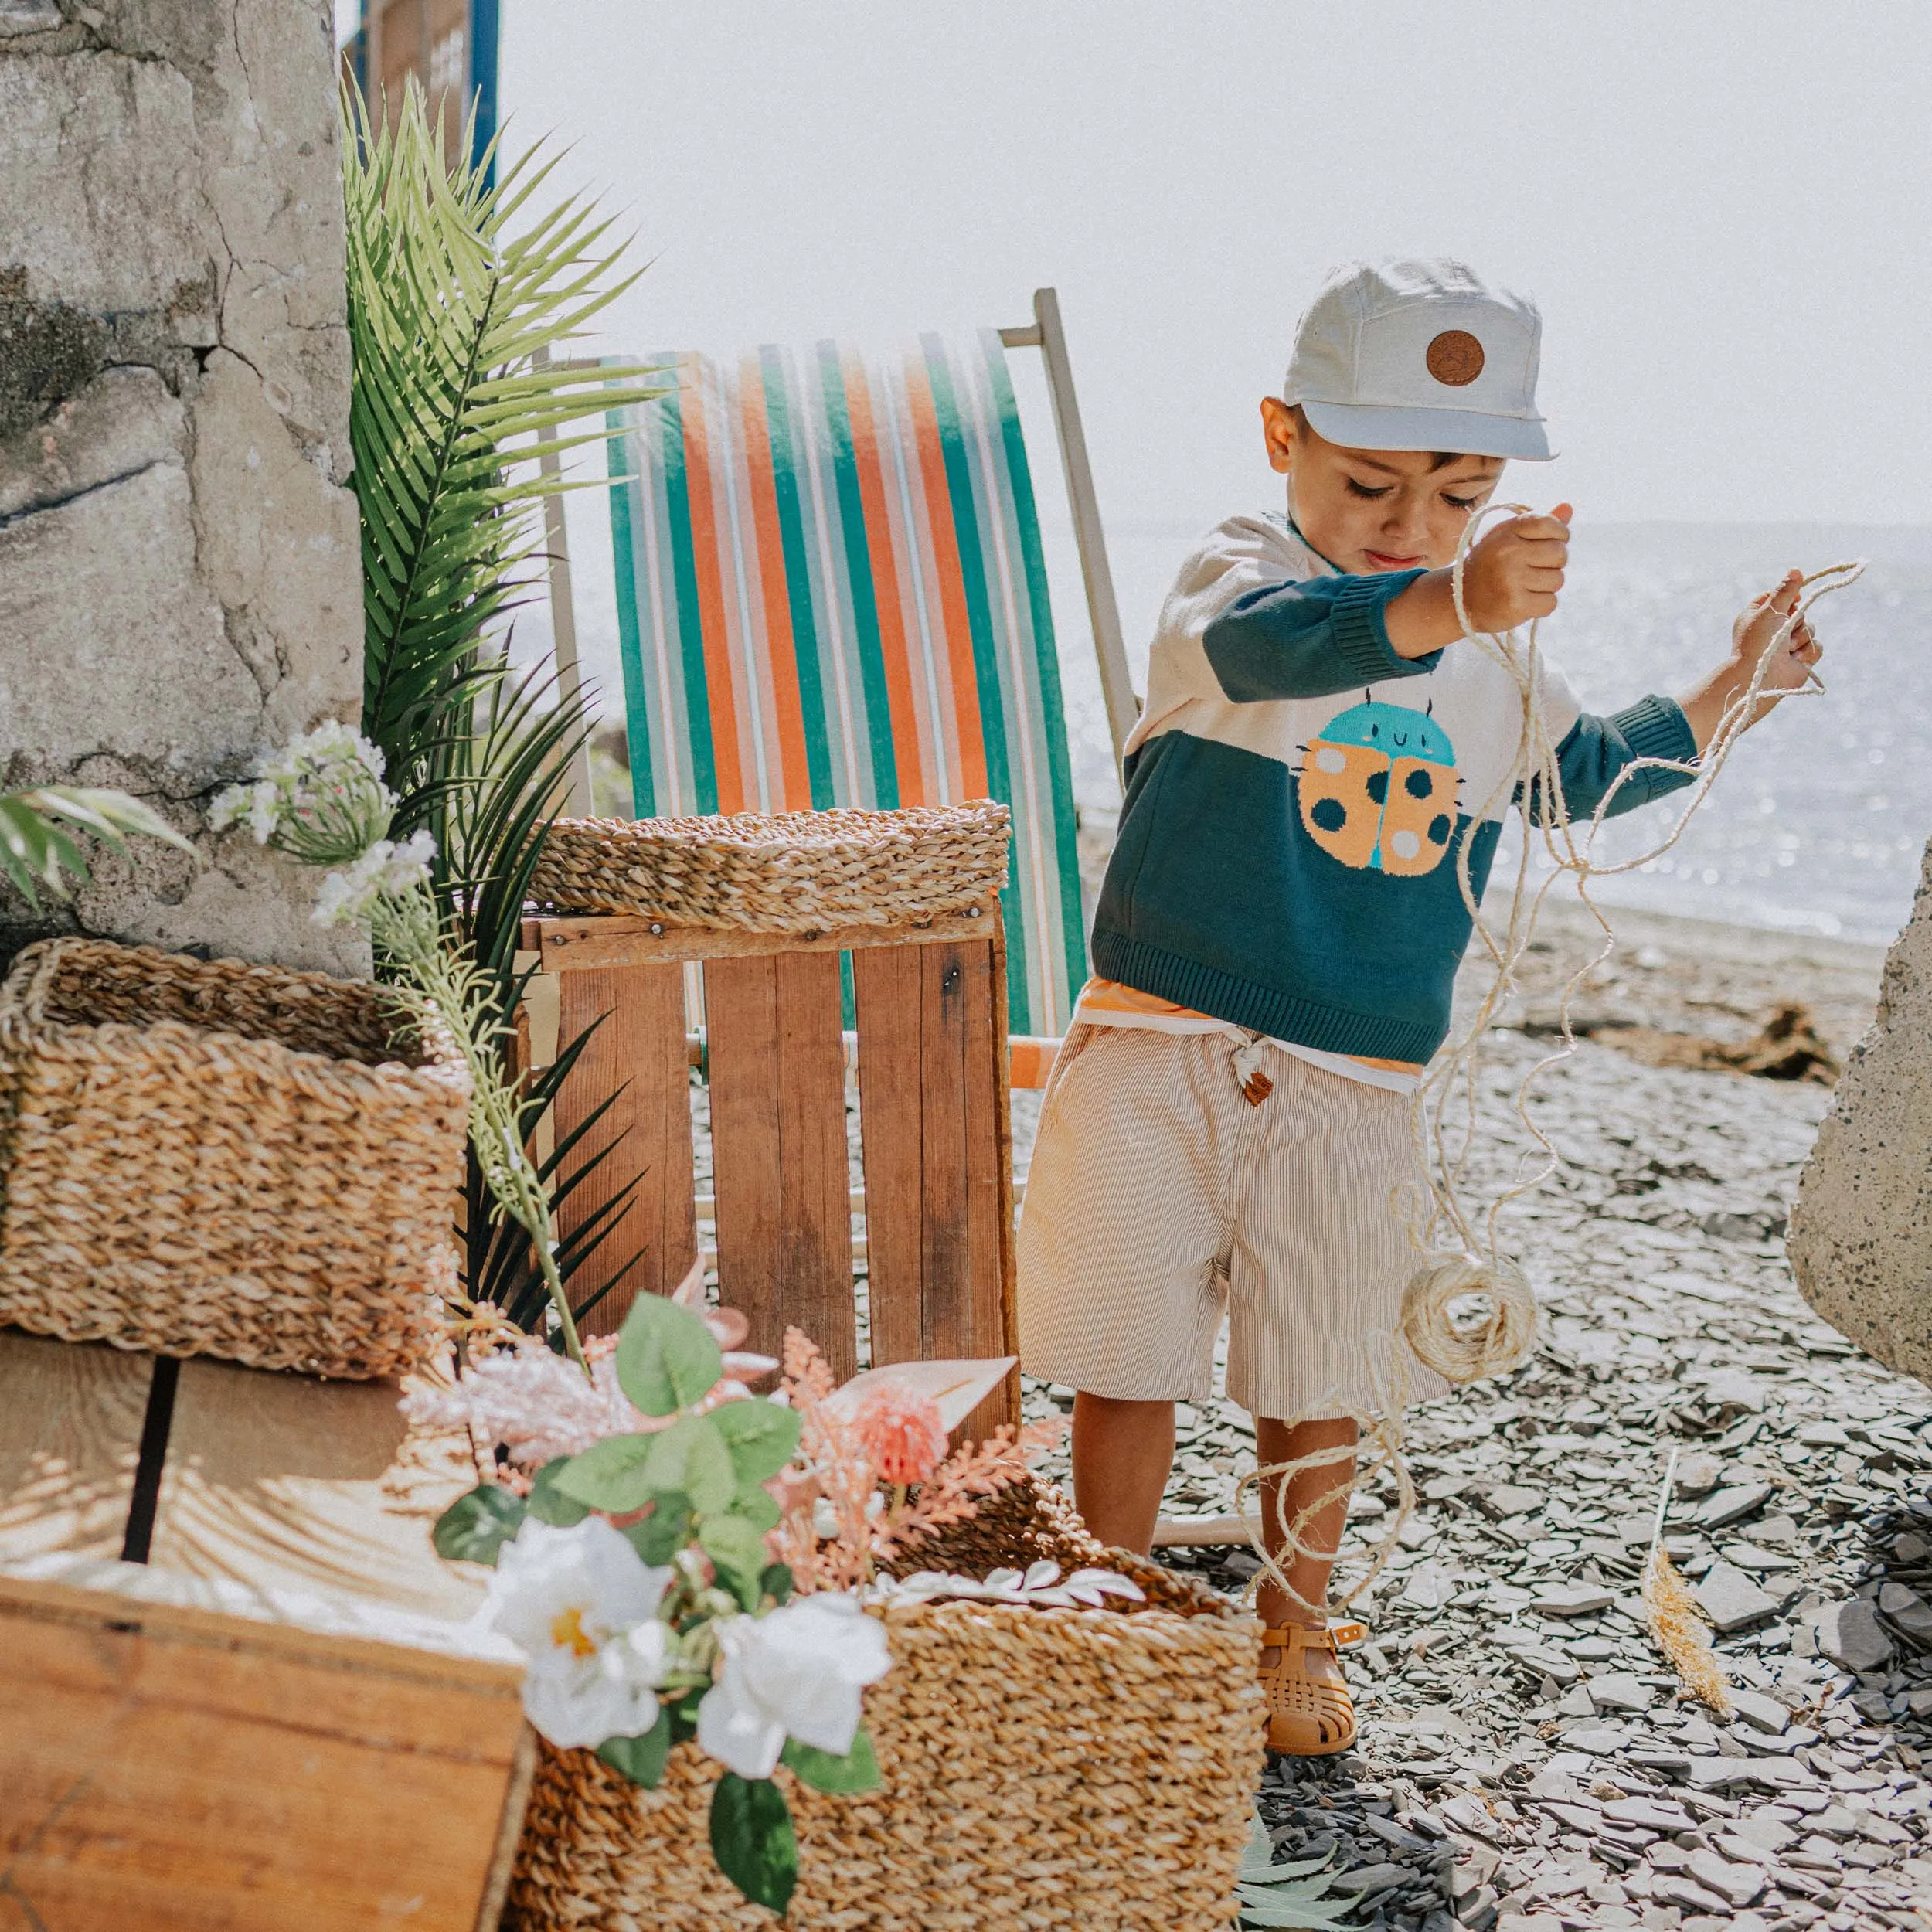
xmin=311 ymin=829 xmax=437 ymax=927
xmin=485 ymin=1517 xmax=890 ymax=1774
xmin=208 ymin=723 xmax=440 ymax=929
xmin=209 ymin=721 xmax=396 ymax=866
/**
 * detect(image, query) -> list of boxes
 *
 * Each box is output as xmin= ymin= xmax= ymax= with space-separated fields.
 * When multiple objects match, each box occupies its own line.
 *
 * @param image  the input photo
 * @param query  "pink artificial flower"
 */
xmin=850 ymin=1383 xmax=948 ymax=1487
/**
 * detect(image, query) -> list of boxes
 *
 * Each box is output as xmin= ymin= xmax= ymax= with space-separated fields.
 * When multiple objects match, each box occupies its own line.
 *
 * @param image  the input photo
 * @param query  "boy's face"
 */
xmin=1260 ymin=396 xmax=1505 ymax=575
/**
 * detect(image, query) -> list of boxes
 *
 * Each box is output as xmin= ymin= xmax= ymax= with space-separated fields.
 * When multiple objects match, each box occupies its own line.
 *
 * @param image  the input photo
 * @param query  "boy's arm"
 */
xmin=1202 ymin=570 xmax=1435 ymax=702
xmin=1199 ymin=507 xmax=1574 ymax=703
xmin=1676 ymin=570 xmax=1821 ymax=749
xmin=1527 ymin=697 xmax=1699 ymax=825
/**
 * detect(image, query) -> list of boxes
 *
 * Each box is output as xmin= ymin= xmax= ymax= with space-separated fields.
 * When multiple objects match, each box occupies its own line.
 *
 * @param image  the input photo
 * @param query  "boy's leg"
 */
xmin=1254 ymin=1415 xmax=1358 ymax=1627
xmin=1252 ymin=1413 xmax=1359 ymax=1755
xmin=1071 ymin=1393 xmax=1175 ymax=1554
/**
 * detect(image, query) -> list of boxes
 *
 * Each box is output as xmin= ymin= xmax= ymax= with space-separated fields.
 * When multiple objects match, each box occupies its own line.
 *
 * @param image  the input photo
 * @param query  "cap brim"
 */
xmin=1298 ymin=397 xmax=1554 ymax=461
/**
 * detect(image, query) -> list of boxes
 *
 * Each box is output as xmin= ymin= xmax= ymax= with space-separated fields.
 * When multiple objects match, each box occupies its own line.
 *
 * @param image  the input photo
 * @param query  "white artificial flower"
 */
xmin=485 ymin=1517 xmax=675 ymax=1750
xmin=696 ymin=1594 xmax=892 ymax=1778
xmin=313 ymin=844 xmax=390 ymax=925
xmin=381 ymin=828 xmax=437 ymax=892
xmin=311 ymin=830 xmax=437 ymax=927
xmin=520 ymin=1640 xmax=665 ymax=1753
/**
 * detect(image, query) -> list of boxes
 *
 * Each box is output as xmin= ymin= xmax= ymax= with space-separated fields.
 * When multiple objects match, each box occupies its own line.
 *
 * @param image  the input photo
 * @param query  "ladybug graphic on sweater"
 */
xmin=1294 ymin=697 xmax=1460 ymax=876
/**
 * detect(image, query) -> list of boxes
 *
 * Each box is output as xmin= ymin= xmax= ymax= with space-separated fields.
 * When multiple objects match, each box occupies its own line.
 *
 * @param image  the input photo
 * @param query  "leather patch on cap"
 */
xmin=1425 ymin=329 xmax=1485 ymax=386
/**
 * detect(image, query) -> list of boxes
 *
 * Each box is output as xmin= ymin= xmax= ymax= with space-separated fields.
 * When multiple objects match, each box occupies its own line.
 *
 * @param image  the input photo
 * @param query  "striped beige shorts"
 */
xmin=1015 ymin=1025 xmax=1448 ymax=1420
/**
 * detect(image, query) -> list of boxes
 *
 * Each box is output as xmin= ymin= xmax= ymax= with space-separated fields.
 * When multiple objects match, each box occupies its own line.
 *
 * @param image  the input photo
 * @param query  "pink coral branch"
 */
xmin=770 ymin=1327 xmax=1066 ymax=1592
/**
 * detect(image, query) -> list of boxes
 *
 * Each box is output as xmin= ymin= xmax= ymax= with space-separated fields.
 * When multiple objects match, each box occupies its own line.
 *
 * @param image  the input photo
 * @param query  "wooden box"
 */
xmin=0 ymin=1329 xmax=530 ymax=1932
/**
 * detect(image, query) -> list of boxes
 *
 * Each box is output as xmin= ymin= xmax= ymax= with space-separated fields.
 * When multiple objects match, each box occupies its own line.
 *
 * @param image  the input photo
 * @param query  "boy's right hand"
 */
xmin=1459 ymin=505 xmax=1571 ymax=632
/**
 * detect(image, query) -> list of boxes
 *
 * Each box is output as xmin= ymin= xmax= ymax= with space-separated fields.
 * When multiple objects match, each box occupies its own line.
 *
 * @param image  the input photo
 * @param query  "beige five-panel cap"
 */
xmin=1284 ymin=257 xmax=1555 ymax=461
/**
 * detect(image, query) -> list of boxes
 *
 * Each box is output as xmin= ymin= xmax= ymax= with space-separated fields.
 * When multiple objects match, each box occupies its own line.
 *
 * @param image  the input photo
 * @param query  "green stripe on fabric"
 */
xmin=607 ymin=403 xmax=655 ymax=819
xmin=642 ymin=374 xmax=699 ymax=816
xmin=658 ymin=368 xmax=719 ymax=815
xmin=981 ymin=332 xmax=1088 ymax=999
xmin=948 ymin=338 xmax=1053 ymax=1032
xmin=920 ymin=335 xmax=1029 ymax=1033
xmin=817 ymin=342 xmax=900 ymax=810
xmin=760 ymin=345 xmax=835 ymax=808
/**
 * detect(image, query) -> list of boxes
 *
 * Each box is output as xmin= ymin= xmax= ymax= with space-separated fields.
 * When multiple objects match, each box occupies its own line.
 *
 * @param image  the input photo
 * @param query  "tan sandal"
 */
xmin=1258 ymin=1621 xmax=1363 ymax=1756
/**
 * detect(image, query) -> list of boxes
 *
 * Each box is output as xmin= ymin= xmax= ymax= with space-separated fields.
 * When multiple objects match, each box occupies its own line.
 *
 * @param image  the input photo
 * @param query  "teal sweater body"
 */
xmin=1092 ymin=515 xmax=1697 ymax=1066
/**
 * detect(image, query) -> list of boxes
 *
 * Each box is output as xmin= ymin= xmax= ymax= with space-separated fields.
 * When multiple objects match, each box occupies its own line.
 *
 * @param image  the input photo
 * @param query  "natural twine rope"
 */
xmin=1237 ymin=523 xmax=1864 ymax=1622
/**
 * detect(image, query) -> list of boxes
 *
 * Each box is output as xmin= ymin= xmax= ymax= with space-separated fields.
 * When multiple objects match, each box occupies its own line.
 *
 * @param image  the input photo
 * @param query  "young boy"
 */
xmin=1016 ymin=257 xmax=1821 ymax=1754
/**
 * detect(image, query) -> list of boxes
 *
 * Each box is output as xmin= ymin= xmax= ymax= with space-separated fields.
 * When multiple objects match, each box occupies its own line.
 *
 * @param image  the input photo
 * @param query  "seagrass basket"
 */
xmin=504 ymin=1475 xmax=1267 ymax=1932
xmin=526 ymin=801 xmax=1010 ymax=932
xmin=0 ymin=938 xmax=468 ymax=1379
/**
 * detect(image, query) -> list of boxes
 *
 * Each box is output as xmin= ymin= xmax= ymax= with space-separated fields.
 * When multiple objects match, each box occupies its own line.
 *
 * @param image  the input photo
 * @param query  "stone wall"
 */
xmin=0 ymin=0 xmax=362 ymax=971
xmin=1789 ymin=845 xmax=1932 ymax=1387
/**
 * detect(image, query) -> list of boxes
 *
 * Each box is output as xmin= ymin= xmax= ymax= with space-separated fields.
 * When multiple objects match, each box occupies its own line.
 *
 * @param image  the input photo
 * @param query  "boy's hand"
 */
xmin=1384 ymin=505 xmax=1572 ymax=658
xmin=1461 ymin=505 xmax=1571 ymax=632
xmin=1676 ymin=569 xmax=1822 ymax=751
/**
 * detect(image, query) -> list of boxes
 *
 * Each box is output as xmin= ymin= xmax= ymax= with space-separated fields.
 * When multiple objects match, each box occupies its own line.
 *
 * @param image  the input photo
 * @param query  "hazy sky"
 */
xmin=492 ymin=2 xmax=1932 ymax=530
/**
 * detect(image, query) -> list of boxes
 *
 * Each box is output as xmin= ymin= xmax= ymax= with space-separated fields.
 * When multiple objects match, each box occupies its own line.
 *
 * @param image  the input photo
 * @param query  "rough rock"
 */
xmin=0 ymin=0 xmax=362 ymax=971
xmin=1726 ymin=1688 xmax=1791 ymax=1734
xmin=1692 ymin=1561 xmax=1782 ymax=1632
xmin=1815 ymin=1597 xmax=1895 ymax=1673
xmin=1697 ymin=1481 xmax=1774 ymax=1529
xmin=1791 ymin=844 xmax=1932 ymax=1384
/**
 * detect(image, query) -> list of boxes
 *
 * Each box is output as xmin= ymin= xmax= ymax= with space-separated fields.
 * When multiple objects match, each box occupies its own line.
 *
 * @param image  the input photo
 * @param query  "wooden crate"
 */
xmin=522 ymin=907 xmax=1019 ymax=1439
xmin=0 ymin=1328 xmax=531 ymax=1932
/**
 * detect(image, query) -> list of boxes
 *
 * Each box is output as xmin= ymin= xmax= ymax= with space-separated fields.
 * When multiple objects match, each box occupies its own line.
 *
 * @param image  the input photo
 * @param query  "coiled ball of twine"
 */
xmin=1400 ymin=1253 xmax=1539 ymax=1383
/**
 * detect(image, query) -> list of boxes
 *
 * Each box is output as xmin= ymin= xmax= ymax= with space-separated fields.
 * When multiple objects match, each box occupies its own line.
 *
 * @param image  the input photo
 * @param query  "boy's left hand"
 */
xmin=1678 ymin=569 xmax=1822 ymax=752
xmin=1734 ymin=569 xmax=1822 ymax=701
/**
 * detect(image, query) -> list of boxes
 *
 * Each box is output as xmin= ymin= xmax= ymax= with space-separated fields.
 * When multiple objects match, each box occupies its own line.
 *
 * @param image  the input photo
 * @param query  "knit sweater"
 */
xmin=1090 ymin=513 xmax=1697 ymax=1068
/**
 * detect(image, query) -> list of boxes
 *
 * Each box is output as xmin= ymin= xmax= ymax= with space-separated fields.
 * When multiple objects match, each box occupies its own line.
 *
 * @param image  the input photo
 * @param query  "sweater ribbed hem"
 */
xmin=1330 ymin=570 xmax=1435 ymax=684
xmin=1610 ymin=693 xmax=1698 ymax=798
xmin=1090 ymin=928 xmax=1445 ymax=1066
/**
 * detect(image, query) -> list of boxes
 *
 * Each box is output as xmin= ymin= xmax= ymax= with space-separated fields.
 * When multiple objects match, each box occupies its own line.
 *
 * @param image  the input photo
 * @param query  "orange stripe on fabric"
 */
xmin=738 ymin=352 xmax=811 ymax=809
xmin=901 ymin=352 xmax=988 ymax=801
xmin=1008 ymin=1037 xmax=1061 ymax=1090
xmin=677 ymin=357 xmax=745 ymax=815
xmin=842 ymin=352 xmax=926 ymax=805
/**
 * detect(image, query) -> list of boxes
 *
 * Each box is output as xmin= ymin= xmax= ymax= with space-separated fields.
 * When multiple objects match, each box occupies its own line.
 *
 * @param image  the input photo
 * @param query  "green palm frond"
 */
xmin=342 ymin=75 xmax=665 ymax=1338
xmin=1235 ymin=1816 xmax=1351 ymax=1929
xmin=342 ymin=76 xmax=660 ymax=799
xmin=0 ymin=788 xmax=190 ymax=910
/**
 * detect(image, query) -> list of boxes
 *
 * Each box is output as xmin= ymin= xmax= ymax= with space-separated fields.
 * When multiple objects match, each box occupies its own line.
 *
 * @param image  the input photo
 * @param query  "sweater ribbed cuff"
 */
xmin=1330 ymin=570 xmax=1436 ymax=683
xmin=1611 ymin=694 xmax=1698 ymax=767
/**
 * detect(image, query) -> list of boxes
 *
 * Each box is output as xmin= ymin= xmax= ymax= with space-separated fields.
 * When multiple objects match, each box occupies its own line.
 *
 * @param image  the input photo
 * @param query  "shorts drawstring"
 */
xmin=1232 ymin=1036 xmax=1274 ymax=1106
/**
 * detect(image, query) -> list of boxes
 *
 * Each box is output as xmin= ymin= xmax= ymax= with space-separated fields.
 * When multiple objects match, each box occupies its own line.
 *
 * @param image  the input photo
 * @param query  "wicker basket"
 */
xmin=0 ymin=938 xmax=468 ymax=1379
xmin=504 ymin=1476 xmax=1266 ymax=1931
xmin=527 ymin=802 xmax=1011 ymax=932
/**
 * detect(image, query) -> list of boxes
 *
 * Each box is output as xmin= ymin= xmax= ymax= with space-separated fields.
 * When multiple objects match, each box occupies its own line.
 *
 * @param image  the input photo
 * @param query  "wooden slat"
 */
xmin=851 ymin=942 xmax=924 ymax=1371
xmin=988 ymin=919 xmax=1021 ymax=1434
xmin=551 ymin=960 xmax=695 ymax=1335
xmin=0 ymin=1329 xmax=153 ymax=1564
xmin=530 ymin=907 xmax=992 ymax=971
xmin=0 ymin=1569 xmax=527 ymax=1932
xmin=705 ymin=951 xmax=855 ymax=1378
xmin=854 ymin=934 xmax=1015 ymax=1438
xmin=149 ymin=1360 xmax=486 ymax=1624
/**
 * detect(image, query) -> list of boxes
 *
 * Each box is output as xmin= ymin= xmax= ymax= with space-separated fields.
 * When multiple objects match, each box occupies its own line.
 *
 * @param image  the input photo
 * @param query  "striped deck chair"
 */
xmin=540 ymin=290 xmax=1135 ymax=1082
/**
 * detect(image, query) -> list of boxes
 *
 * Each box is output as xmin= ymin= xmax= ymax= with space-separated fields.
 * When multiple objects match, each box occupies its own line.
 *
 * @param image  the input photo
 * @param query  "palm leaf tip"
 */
xmin=0 ymin=787 xmax=192 ymax=907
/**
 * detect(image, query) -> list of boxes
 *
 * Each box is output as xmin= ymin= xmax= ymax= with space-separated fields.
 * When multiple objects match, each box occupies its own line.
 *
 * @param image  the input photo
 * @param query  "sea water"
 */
xmin=1049 ymin=520 xmax=1932 ymax=948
